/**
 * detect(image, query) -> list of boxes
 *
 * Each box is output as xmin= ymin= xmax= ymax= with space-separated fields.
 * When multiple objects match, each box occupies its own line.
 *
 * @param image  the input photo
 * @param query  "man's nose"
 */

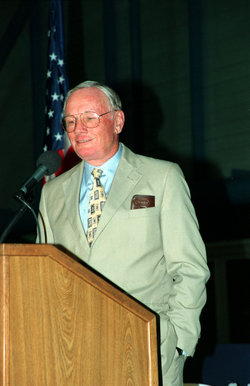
xmin=75 ymin=117 xmax=88 ymax=132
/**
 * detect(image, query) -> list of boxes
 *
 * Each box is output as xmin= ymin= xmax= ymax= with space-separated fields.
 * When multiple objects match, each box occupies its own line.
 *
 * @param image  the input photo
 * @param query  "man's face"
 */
xmin=65 ymin=87 xmax=124 ymax=165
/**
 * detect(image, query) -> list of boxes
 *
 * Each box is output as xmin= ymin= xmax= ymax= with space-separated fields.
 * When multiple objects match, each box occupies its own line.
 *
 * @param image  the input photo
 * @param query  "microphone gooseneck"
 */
xmin=0 ymin=151 xmax=61 ymax=243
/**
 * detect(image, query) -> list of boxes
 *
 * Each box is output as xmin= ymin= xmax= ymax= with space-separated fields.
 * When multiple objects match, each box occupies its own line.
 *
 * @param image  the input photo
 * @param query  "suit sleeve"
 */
xmin=36 ymin=185 xmax=54 ymax=244
xmin=161 ymin=163 xmax=210 ymax=356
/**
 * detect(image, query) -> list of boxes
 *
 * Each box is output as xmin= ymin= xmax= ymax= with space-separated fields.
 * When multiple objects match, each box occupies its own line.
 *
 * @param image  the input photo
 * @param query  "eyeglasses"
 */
xmin=62 ymin=110 xmax=117 ymax=132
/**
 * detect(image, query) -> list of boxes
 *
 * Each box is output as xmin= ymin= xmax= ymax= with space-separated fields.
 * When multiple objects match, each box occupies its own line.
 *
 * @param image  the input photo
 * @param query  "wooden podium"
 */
xmin=0 ymin=244 xmax=159 ymax=385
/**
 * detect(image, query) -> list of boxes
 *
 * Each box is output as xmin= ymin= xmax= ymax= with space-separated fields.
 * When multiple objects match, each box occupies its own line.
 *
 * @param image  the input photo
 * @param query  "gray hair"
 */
xmin=63 ymin=80 xmax=122 ymax=115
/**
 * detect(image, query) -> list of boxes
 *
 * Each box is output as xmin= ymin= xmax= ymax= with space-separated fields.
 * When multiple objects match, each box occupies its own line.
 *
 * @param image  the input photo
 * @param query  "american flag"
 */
xmin=44 ymin=0 xmax=79 ymax=179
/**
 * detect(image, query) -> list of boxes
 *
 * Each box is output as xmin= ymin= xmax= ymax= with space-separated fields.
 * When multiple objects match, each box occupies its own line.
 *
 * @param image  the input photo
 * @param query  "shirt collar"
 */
xmin=84 ymin=143 xmax=122 ymax=184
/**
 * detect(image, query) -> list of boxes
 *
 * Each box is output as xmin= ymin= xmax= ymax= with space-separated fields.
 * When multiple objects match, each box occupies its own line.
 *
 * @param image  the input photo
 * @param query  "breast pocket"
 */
xmin=128 ymin=206 xmax=159 ymax=218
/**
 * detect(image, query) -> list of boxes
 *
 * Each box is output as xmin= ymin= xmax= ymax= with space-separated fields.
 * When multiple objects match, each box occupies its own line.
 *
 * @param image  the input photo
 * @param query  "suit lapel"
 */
xmin=92 ymin=146 xmax=142 ymax=244
xmin=62 ymin=162 xmax=90 ymax=253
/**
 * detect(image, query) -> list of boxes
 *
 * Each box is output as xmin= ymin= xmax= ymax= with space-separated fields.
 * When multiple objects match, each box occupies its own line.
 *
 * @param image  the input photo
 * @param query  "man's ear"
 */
xmin=114 ymin=110 xmax=125 ymax=134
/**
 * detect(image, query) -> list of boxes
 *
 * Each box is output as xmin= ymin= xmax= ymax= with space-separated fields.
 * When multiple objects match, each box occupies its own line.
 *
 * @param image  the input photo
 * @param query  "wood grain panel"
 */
xmin=1 ymin=244 xmax=159 ymax=385
xmin=0 ymin=249 xmax=10 ymax=385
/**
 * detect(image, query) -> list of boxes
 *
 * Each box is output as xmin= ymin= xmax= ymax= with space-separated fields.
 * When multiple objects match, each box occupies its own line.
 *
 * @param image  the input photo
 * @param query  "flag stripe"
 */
xmin=44 ymin=0 xmax=79 ymax=179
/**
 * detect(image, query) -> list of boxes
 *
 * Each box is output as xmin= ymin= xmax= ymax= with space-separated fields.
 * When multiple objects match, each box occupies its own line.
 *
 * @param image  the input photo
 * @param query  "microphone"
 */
xmin=16 ymin=150 xmax=61 ymax=199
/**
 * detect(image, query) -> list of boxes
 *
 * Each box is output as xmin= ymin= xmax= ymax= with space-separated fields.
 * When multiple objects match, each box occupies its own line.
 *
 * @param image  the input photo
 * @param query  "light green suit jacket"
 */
xmin=37 ymin=144 xmax=209 ymax=380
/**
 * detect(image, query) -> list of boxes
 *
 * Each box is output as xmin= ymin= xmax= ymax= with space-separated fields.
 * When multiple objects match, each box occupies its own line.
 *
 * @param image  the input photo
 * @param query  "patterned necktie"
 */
xmin=87 ymin=168 xmax=106 ymax=246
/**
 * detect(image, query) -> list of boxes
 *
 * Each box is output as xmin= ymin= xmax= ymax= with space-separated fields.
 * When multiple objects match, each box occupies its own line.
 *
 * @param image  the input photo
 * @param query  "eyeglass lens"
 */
xmin=63 ymin=112 xmax=99 ymax=131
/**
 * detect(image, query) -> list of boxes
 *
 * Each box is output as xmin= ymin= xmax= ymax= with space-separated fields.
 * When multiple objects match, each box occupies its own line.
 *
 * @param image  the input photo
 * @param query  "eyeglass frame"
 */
xmin=62 ymin=110 xmax=118 ymax=132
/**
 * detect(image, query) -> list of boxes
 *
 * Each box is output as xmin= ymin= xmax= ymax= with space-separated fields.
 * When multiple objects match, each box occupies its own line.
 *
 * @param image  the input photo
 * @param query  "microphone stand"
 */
xmin=0 ymin=192 xmax=39 ymax=243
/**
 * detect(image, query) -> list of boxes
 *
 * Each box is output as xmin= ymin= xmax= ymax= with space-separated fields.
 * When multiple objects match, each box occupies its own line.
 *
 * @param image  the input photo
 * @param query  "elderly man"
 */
xmin=37 ymin=80 xmax=210 ymax=385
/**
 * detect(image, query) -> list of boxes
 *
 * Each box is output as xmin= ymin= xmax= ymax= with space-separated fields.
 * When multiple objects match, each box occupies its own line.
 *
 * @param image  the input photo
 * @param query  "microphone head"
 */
xmin=36 ymin=150 xmax=61 ymax=176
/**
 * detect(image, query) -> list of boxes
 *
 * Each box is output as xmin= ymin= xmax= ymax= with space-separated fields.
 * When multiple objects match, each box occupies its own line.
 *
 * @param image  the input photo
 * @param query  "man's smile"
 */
xmin=76 ymin=138 xmax=94 ymax=143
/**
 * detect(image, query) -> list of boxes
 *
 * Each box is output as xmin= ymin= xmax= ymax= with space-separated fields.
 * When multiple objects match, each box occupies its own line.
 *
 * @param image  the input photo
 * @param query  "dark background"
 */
xmin=0 ymin=0 xmax=250 ymax=384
